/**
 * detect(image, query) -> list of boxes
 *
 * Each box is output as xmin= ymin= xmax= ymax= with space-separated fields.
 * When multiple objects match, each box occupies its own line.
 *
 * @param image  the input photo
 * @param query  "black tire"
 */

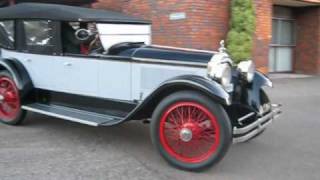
xmin=0 ymin=71 xmax=27 ymax=125
xmin=151 ymin=91 xmax=232 ymax=171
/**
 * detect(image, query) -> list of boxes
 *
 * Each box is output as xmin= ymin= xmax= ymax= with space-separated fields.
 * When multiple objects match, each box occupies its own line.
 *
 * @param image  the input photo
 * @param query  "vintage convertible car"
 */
xmin=0 ymin=3 xmax=281 ymax=170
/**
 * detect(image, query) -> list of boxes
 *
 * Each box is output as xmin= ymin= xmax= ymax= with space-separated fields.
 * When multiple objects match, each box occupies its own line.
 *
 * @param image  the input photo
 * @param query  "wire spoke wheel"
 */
xmin=159 ymin=102 xmax=220 ymax=164
xmin=0 ymin=76 xmax=20 ymax=121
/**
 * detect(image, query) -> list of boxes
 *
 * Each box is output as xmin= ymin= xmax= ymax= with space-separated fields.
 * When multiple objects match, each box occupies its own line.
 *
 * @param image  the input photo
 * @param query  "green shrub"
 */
xmin=226 ymin=0 xmax=256 ymax=63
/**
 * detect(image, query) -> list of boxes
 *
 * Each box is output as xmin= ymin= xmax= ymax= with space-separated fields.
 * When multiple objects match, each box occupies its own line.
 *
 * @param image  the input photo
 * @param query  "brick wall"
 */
xmin=121 ymin=0 xmax=230 ymax=50
xmin=253 ymin=0 xmax=272 ymax=73
xmin=295 ymin=7 xmax=320 ymax=74
xmin=91 ymin=0 xmax=123 ymax=11
xmin=92 ymin=0 xmax=272 ymax=71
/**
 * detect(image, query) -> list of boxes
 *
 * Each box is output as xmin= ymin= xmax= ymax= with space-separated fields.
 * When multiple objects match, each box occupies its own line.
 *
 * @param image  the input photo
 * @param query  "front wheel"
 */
xmin=0 ymin=71 xmax=26 ymax=125
xmin=151 ymin=91 xmax=232 ymax=171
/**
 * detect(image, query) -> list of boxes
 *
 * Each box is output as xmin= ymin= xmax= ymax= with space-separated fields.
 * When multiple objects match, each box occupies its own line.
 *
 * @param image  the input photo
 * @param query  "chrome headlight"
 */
xmin=238 ymin=60 xmax=255 ymax=82
xmin=208 ymin=62 xmax=232 ymax=88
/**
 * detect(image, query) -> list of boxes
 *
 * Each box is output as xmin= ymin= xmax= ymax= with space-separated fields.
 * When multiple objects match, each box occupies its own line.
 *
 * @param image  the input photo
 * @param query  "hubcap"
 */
xmin=0 ymin=76 xmax=20 ymax=121
xmin=159 ymin=102 xmax=220 ymax=164
xmin=180 ymin=128 xmax=193 ymax=142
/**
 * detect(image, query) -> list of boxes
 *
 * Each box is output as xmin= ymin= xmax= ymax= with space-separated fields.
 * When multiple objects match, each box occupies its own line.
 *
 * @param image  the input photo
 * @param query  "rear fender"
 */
xmin=0 ymin=58 xmax=33 ymax=98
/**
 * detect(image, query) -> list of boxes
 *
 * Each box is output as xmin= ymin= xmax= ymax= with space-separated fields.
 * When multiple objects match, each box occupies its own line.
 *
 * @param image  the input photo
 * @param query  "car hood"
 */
xmin=110 ymin=43 xmax=214 ymax=64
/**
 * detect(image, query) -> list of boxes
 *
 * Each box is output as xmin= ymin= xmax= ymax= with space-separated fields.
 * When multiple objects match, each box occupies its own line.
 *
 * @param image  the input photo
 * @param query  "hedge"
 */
xmin=226 ymin=0 xmax=256 ymax=63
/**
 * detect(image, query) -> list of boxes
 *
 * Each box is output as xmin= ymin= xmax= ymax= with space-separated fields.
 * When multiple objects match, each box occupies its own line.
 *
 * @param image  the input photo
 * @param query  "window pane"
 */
xmin=276 ymin=47 xmax=292 ymax=72
xmin=273 ymin=6 xmax=294 ymax=19
xmin=280 ymin=21 xmax=295 ymax=45
xmin=268 ymin=47 xmax=276 ymax=72
xmin=0 ymin=21 xmax=15 ymax=49
xmin=24 ymin=21 xmax=53 ymax=46
xmin=272 ymin=19 xmax=279 ymax=44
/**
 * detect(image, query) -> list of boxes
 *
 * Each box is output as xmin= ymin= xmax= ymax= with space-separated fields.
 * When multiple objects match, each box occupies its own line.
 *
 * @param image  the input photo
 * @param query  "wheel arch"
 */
xmin=126 ymin=75 xmax=231 ymax=121
xmin=0 ymin=58 xmax=33 ymax=98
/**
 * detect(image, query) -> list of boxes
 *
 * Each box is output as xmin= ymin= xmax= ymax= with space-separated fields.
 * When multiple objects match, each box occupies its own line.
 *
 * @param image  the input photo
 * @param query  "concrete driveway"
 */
xmin=1 ymin=76 xmax=320 ymax=180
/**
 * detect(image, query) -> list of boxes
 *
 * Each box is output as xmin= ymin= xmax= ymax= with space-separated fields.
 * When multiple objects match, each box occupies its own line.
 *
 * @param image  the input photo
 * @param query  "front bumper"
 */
xmin=233 ymin=104 xmax=282 ymax=143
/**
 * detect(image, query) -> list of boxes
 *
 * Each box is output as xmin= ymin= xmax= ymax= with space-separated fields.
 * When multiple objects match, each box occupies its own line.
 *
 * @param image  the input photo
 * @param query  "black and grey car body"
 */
xmin=0 ymin=3 xmax=281 ymax=171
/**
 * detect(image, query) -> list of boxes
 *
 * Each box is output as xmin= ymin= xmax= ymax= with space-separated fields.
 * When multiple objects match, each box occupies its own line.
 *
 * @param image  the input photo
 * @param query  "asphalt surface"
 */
xmin=1 ymin=76 xmax=320 ymax=180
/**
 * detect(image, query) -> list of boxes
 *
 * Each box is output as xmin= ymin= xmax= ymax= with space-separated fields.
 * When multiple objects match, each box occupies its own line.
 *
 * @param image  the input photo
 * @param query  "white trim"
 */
xmin=97 ymin=24 xmax=151 ymax=50
xmin=97 ymin=24 xmax=151 ymax=35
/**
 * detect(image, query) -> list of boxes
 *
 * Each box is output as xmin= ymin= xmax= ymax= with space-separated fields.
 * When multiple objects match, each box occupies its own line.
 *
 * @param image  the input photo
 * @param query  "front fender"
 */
xmin=126 ymin=75 xmax=231 ymax=120
xmin=252 ymin=71 xmax=273 ymax=89
xmin=159 ymin=75 xmax=231 ymax=105
xmin=247 ymin=71 xmax=273 ymax=111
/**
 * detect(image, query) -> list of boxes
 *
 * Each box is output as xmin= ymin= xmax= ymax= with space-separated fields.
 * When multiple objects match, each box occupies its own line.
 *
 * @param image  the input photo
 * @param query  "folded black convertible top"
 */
xmin=0 ymin=3 xmax=151 ymax=24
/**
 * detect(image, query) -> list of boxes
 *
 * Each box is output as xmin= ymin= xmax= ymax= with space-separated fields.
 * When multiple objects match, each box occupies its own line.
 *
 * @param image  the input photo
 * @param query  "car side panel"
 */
xmin=131 ymin=63 xmax=207 ymax=101
xmin=1 ymin=49 xmax=213 ymax=104
xmin=1 ymin=51 xmax=99 ymax=95
xmin=1 ymin=49 xmax=132 ymax=100
xmin=1 ymin=50 xmax=57 ymax=89
xmin=98 ymin=60 xmax=132 ymax=100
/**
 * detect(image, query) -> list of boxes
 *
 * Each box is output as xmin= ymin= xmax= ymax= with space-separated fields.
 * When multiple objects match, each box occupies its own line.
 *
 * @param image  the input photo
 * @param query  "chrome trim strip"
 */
xmin=233 ymin=105 xmax=281 ymax=135
xmin=22 ymin=105 xmax=99 ymax=127
xmin=233 ymin=119 xmax=273 ymax=143
xmin=272 ymin=104 xmax=282 ymax=108
xmin=238 ymin=112 xmax=255 ymax=124
xmin=150 ymin=44 xmax=218 ymax=54
xmin=234 ymin=111 xmax=274 ymax=135
xmin=131 ymin=57 xmax=208 ymax=68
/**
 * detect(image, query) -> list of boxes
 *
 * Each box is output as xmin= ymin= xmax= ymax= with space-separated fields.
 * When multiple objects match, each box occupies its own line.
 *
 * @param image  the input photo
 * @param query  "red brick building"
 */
xmin=4 ymin=0 xmax=320 ymax=74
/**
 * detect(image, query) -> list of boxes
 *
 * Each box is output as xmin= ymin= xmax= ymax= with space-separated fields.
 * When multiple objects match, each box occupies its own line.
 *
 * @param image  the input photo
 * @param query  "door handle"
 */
xmin=64 ymin=62 xmax=72 ymax=66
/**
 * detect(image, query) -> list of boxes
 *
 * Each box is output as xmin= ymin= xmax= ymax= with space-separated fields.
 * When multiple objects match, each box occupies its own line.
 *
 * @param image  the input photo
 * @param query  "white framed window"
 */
xmin=23 ymin=20 xmax=54 ymax=46
xmin=269 ymin=6 xmax=296 ymax=72
xmin=271 ymin=18 xmax=296 ymax=46
xmin=0 ymin=20 xmax=15 ymax=49
xmin=22 ymin=20 xmax=60 ymax=55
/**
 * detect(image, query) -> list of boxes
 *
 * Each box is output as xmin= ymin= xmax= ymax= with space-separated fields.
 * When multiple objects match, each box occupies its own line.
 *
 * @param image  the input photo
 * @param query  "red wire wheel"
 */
xmin=0 ymin=76 xmax=21 ymax=122
xmin=159 ymin=101 xmax=220 ymax=164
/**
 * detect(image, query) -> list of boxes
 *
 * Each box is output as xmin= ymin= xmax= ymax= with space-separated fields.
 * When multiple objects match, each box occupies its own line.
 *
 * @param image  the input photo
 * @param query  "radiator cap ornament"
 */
xmin=219 ymin=40 xmax=227 ymax=53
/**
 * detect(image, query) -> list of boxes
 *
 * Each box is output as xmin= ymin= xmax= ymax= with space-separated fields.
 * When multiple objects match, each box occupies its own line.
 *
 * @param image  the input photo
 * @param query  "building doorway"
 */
xmin=269 ymin=6 xmax=296 ymax=72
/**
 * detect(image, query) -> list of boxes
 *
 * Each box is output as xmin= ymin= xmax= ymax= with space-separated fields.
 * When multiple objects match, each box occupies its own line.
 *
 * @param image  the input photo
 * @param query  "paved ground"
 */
xmin=1 ymin=76 xmax=320 ymax=180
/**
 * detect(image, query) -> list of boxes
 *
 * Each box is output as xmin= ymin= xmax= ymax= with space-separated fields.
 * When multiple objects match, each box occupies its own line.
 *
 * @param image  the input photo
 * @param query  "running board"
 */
xmin=22 ymin=103 xmax=124 ymax=126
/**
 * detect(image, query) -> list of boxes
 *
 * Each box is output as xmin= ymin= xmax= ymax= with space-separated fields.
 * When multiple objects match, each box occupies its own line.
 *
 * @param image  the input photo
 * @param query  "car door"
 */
xmin=18 ymin=20 xmax=99 ymax=96
xmin=54 ymin=55 xmax=99 ymax=96
xmin=17 ymin=20 xmax=61 ymax=90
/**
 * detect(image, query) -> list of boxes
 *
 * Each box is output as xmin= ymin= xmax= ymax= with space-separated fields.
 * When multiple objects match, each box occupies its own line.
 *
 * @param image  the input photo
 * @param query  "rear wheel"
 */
xmin=0 ymin=71 xmax=26 ymax=125
xmin=151 ymin=91 xmax=232 ymax=171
